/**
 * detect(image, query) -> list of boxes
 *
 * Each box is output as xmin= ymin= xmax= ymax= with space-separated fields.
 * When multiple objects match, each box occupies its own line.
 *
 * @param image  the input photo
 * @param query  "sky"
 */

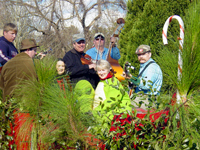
xmin=61 ymin=0 xmax=127 ymax=31
xmin=12 ymin=0 xmax=127 ymax=34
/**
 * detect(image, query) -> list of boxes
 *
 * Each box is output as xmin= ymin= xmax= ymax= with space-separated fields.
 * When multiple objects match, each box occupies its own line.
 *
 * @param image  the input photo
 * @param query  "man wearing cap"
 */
xmin=0 ymin=23 xmax=18 ymax=68
xmin=63 ymin=33 xmax=99 ymax=89
xmin=86 ymin=33 xmax=121 ymax=60
xmin=124 ymin=45 xmax=162 ymax=109
xmin=132 ymin=44 xmax=162 ymax=95
xmin=0 ymin=39 xmax=38 ymax=101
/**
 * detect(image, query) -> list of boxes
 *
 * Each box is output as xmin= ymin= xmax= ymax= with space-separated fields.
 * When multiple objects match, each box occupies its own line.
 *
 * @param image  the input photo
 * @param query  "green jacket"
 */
xmin=93 ymin=77 xmax=131 ymax=126
xmin=0 ymin=52 xmax=37 ymax=101
xmin=74 ymin=80 xmax=95 ymax=113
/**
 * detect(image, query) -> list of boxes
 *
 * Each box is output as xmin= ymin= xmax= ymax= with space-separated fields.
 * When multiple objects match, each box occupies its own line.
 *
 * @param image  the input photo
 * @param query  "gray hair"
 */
xmin=96 ymin=59 xmax=111 ymax=71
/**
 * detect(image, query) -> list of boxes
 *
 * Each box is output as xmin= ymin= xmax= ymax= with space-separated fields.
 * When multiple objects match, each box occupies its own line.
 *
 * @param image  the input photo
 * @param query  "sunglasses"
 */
xmin=95 ymin=35 xmax=104 ymax=40
xmin=30 ymin=47 xmax=37 ymax=52
xmin=95 ymin=38 xmax=104 ymax=41
xmin=77 ymin=40 xmax=85 ymax=44
xmin=137 ymin=52 xmax=149 ymax=57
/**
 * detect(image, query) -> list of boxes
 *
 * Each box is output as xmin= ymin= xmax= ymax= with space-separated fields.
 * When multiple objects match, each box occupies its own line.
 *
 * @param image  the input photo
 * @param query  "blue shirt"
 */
xmin=135 ymin=58 xmax=163 ymax=95
xmin=86 ymin=46 xmax=121 ymax=60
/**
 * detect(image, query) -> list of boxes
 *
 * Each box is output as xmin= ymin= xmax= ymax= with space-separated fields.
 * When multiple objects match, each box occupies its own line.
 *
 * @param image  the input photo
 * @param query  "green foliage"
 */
xmin=2 ymin=50 xmax=200 ymax=149
xmin=92 ymin=1 xmax=200 ymax=149
xmin=119 ymin=0 xmax=190 ymax=92
xmin=1 ymin=1 xmax=200 ymax=148
xmin=156 ymin=0 xmax=200 ymax=98
xmin=91 ymin=88 xmax=200 ymax=149
xmin=12 ymin=56 xmax=96 ymax=149
xmin=0 ymin=97 xmax=16 ymax=150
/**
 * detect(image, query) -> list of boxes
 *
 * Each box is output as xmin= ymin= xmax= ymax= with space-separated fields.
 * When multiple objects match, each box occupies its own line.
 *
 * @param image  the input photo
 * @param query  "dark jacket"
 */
xmin=0 ymin=53 xmax=37 ymax=101
xmin=0 ymin=36 xmax=18 ymax=66
xmin=63 ymin=48 xmax=99 ymax=89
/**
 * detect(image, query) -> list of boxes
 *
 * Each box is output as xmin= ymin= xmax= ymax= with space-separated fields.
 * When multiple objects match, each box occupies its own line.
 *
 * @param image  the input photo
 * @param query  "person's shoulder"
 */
xmin=2 ymin=53 xmax=18 ymax=66
xmin=150 ymin=60 xmax=158 ymax=65
xmin=112 ymin=76 xmax=119 ymax=81
xmin=64 ymin=49 xmax=73 ymax=56
xmin=104 ymin=47 xmax=108 ymax=50
xmin=15 ymin=52 xmax=26 ymax=57
xmin=65 ymin=50 xmax=72 ymax=54
xmin=3 ymin=53 xmax=32 ymax=69
xmin=148 ymin=61 xmax=159 ymax=69
xmin=0 ymin=36 xmax=4 ymax=41
xmin=105 ymin=77 xmax=119 ymax=84
xmin=0 ymin=37 xmax=7 ymax=46
xmin=63 ymin=49 xmax=75 ymax=61
xmin=11 ymin=53 xmax=28 ymax=60
xmin=150 ymin=60 xmax=160 ymax=68
xmin=148 ymin=59 xmax=162 ymax=73
xmin=86 ymin=47 xmax=95 ymax=53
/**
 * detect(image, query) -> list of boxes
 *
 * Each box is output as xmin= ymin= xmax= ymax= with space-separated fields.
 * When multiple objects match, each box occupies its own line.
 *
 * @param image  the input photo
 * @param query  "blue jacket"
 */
xmin=0 ymin=36 xmax=18 ymax=66
xmin=135 ymin=58 xmax=163 ymax=95
xmin=86 ymin=46 xmax=121 ymax=60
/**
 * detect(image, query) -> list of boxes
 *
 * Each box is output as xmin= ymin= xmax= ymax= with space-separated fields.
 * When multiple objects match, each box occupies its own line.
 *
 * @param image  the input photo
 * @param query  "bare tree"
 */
xmin=0 ymin=0 xmax=127 ymax=57
xmin=68 ymin=0 xmax=127 ymax=40
xmin=0 ymin=1 xmax=36 ymax=50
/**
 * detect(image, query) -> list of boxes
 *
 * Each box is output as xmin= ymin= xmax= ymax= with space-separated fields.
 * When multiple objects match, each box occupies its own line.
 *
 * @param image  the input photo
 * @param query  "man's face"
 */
xmin=73 ymin=40 xmax=85 ymax=53
xmin=137 ymin=52 xmax=151 ymax=64
xmin=93 ymin=36 xmax=105 ymax=49
xmin=56 ymin=60 xmax=65 ymax=75
xmin=29 ymin=47 xmax=37 ymax=58
xmin=4 ymin=30 xmax=17 ymax=42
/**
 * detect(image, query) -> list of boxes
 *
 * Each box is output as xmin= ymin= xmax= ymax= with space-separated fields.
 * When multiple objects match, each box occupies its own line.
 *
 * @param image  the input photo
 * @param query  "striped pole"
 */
xmin=162 ymin=15 xmax=184 ymax=104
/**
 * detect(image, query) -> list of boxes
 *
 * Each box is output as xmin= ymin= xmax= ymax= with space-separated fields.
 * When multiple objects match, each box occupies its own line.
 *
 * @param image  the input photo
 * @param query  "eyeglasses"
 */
xmin=137 ymin=52 xmax=149 ymax=57
xmin=95 ymin=38 xmax=104 ymax=41
xmin=30 ymin=47 xmax=37 ymax=52
xmin=77 ymin=40 xmax=85 ymax=44
xmin=95 ymin=35 xmax=104 ymax=41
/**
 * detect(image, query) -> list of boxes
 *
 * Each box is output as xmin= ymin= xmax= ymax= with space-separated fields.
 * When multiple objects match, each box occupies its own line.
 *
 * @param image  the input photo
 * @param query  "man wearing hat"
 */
xmin=124 ymin=45 xmax=162 ymax=109
xmin=86 ymin=32 xmax=120 ymax=60
xmin=0 ymin=39 xmax=38 ymax=101
xmin=132 ymin=44 xmax=162 ymax=95
xmin=63 ymin=33 xmax=99 ymax=89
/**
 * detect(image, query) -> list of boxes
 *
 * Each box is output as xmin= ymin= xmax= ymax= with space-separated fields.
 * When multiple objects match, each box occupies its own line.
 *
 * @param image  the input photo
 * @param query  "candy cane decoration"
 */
xmin=162 ymin=15 xmax=184 ymax=103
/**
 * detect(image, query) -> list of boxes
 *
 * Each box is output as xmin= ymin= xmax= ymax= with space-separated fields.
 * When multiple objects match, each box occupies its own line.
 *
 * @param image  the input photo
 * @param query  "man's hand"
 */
xmin=129 ymin=76 xmax=140 ymax=86
xmin=37 ymin=52 xmax=46 ymax=60
xmin=89 ymin=63 xmax=96 ymax=70
xmin=122 ymin=71 xmax=132 ymax=79
xmin=110 ymin=37 xmax=117 ymax=47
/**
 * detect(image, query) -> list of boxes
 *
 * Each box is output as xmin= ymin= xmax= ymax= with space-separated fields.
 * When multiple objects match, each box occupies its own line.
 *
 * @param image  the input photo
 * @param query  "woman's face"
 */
xmin=97 ymin=67 xmax=110 ymax=79
xmin=56 ymin=60 xmax=65 ymax=75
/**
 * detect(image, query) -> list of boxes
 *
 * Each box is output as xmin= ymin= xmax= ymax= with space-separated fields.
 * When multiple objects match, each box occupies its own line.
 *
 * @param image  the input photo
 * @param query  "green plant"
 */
xmin=12 ymin=56 xmax=96 ymax=149
xmin=0 ymin=97 xmax=16 ymax=150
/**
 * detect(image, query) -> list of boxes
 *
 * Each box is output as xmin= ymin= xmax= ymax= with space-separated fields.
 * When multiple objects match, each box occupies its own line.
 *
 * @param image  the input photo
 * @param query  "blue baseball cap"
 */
xmin=73 ymin=33 xmax=85 ymax=43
